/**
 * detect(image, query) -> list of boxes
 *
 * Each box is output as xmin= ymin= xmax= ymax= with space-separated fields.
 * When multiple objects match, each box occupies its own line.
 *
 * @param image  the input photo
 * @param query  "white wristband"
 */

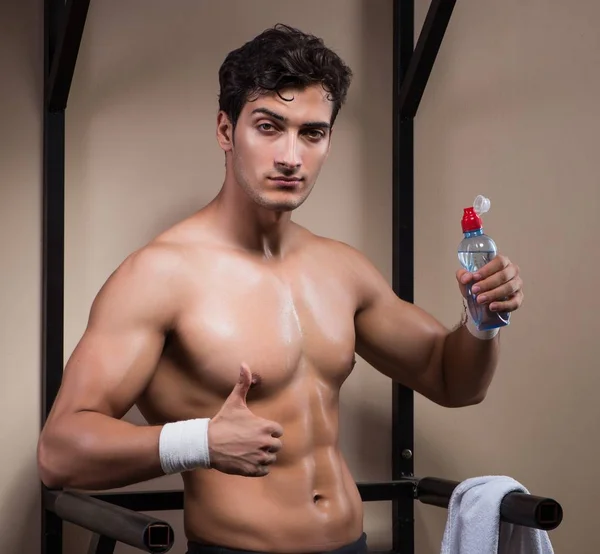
xmin=158 ymin=418 xmax=211 ymax=474
xmin=466 ymin=317 xmax=499 ymax=340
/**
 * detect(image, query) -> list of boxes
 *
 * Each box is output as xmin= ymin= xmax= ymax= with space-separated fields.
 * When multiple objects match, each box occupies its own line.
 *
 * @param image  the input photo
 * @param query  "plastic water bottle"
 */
xmin=457 ymin=195 xmax=510 ymax=331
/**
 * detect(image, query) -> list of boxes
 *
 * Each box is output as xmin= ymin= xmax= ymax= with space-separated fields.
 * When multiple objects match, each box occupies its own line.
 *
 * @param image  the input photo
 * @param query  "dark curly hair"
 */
xmin=218 ymin=24 xmax=353 ymax=129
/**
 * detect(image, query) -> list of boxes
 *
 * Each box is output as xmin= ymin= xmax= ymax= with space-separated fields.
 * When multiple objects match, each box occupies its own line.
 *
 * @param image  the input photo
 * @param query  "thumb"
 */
xmin=456 ymin=269 xmax=472 ymax=298
xmin=227 ymin=363 xmax=253 ymax=406
xmin=457 ymin=269 xmax=472 ymax=285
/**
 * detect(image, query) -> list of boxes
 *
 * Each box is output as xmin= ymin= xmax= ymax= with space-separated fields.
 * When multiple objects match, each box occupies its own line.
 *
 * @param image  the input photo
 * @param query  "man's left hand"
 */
xmin=456 ymin=255 xmax=524 ymax=314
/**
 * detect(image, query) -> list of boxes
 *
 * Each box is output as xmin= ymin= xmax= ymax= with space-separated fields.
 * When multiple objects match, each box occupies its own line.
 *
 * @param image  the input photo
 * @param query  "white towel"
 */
xmin=440 ymin=475 xmax=554 ymax=554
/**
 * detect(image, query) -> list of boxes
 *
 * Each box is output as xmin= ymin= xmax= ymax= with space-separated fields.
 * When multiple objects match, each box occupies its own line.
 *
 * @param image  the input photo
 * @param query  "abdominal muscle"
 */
xmin=182 ymin=445 xmax=364 ymax=553
xmin=179 ymin=378 xmax=364 ymax=552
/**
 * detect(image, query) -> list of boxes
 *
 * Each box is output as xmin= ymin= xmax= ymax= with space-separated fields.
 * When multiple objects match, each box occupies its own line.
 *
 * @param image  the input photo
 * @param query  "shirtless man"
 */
xmin=37 ymin=24 xmax=524 ymax=554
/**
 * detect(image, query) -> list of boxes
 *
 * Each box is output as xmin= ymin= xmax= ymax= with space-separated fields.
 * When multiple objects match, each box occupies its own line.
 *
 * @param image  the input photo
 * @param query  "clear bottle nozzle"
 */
xmin=473 ymin=195 xmax=491 ymax=216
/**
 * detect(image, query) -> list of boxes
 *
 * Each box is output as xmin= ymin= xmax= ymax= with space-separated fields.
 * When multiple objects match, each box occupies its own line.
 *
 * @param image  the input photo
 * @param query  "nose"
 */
xmin=275 ymin=133 xmax=301 ymax=172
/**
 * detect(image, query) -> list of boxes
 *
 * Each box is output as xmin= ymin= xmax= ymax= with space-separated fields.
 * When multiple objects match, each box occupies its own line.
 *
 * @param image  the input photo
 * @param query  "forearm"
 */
xmin=441 ymin=321 xmax=500 ymax=406
xmin=38 ymin=411 xmax=164 ymax=490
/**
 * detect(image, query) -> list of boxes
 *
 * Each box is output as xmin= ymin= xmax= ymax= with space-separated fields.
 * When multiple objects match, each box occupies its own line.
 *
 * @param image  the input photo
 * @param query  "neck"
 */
xmin=206 ymin=175 xmax=295 ymax=259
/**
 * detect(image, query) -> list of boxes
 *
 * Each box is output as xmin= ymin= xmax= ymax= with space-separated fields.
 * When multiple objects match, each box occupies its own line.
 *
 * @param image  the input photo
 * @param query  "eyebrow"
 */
xmin=250 ymin=108 xmax=331 ymax=130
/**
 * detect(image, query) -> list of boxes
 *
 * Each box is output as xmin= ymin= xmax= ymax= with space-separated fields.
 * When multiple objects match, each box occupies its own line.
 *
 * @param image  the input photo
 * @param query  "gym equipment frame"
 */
xmin=41 ymin=1 xmax=564 ymax=553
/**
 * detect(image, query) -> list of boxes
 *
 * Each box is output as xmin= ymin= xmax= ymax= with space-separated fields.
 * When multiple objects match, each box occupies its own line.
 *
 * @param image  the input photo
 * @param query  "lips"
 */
xmin=268 ymin=177 xmax=303 ymax=187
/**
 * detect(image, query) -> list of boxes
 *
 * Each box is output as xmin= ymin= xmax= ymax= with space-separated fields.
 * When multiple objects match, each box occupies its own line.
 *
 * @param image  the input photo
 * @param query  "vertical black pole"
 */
xmin=42 ymin=0 xmax=65 ymax=552
xmin=42 ymin=110 xmax=65 ymax=421
xmin=87 ymin=534 xmax=117 ymax=554
xmin=392 ymin=0 xmax=415 ymax=553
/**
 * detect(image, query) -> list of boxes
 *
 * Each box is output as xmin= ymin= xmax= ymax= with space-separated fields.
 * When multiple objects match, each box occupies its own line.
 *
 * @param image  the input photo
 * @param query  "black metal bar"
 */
xmin=42 ymin=509 xmax=62 ymax=554
xmin=42 ymin=0 xmax=67 ymax=552
xmin=92 ymin=481 xmax=417 ymax=513
xmin=44 ymin=490 xmax=175 ymax=553
xmin=90 ymin=477 xmax=564 ymax=533
xmin=46 ymin=0 xmax=91 ymax=111
xmin=392 ymin=0 xmax=415 ymax=552
xmin=398 ymin=0 xmax=457 ymax=120
xmin=87 ymin=534 xmax=117 ymax=554
xmin=92 ymin=491 xmax=185 ymax=513
xmin=500 ymin=492 xmax=563 ymax=532
xmin=42 ymin=107 xmax=65 ymax=425
xmin=358 ymin=481 xmax=415 ymax=503
xmin=415 ymin=477 xmax=564 ymax=531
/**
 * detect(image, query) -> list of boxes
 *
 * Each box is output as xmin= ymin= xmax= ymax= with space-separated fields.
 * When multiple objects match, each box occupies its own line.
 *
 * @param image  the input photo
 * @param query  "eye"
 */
xmin=257 ymin=122 xmax=277 ymax=133
xmin=304 ymin=129 xmax=326 ymax=141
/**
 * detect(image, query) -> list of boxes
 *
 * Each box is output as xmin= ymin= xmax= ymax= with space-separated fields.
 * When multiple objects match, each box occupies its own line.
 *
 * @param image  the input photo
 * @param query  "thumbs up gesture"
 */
xmin=208 ymin=364 xmax=284 ymax=477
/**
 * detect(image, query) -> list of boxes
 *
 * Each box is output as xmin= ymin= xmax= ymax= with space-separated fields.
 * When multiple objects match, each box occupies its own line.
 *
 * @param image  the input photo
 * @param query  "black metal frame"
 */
xmin=41 ymin=1 xmax=563 ymax=553
xmin=88 ymin=480 xmax=564 ymax=532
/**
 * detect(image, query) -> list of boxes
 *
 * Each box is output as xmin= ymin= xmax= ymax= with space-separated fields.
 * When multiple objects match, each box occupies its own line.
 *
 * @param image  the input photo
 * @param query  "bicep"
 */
xmin=47 ymin=249 xmax=178 ymax=423
xmin=352 ymin=255 xmax=449 ymax=402
xmin=55 ymin=318 xmax=165 ymax=420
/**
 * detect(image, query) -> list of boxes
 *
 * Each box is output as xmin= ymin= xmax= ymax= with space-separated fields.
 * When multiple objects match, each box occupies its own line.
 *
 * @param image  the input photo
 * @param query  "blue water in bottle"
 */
xmin=458 ymin=196 xmax=510 ymax=331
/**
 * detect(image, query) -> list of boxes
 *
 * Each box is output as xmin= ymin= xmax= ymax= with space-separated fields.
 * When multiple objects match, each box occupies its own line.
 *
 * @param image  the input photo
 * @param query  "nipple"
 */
xmin=473 ymin=195 xmax=491 ymax=216
xmin=250 ymin=372 xmax=262 ymax=388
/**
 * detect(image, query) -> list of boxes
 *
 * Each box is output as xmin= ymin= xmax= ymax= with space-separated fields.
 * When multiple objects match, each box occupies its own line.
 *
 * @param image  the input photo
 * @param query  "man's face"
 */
xmin=218 ymin=84 xmax=333 ymax=212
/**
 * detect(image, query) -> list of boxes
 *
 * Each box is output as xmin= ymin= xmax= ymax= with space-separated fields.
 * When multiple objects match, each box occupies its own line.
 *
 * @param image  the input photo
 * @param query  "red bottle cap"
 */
xmin=461 ymin=207 xmax=482 ymax=232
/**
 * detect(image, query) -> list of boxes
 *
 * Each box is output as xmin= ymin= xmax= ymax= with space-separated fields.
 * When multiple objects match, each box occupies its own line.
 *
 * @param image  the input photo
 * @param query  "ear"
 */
xmin=216 ymin=111 xmax=234 ymax=152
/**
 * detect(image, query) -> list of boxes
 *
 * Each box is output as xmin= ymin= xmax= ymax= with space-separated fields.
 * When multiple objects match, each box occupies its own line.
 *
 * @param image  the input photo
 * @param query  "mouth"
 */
xmin=268 ymin=176 xmax=303 ymax=188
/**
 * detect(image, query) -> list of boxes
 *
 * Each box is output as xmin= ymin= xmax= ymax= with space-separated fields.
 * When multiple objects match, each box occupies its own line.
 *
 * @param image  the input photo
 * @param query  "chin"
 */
xmin=259 ymin=198 xmax=304 ymax=212
xmin=253 ymin=191 xmax=310 ymax=213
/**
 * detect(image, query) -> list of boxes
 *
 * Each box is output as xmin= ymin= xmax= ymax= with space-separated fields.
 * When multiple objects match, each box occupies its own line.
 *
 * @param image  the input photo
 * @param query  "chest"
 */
xmin=174 ymin=265 xmax=357 ymax=399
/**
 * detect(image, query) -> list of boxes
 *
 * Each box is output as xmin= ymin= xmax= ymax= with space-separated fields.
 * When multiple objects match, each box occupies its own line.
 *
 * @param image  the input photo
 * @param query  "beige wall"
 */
xmin=0 ymin=0 xmax=43 ymax=552
xmin=413 ymin=0 xmax=600 ymax=553
xmin=3 ymin=0 xmax=599 ymax=553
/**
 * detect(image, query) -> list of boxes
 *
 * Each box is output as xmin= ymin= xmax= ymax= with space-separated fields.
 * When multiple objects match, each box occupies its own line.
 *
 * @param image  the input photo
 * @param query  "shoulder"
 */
xmin=106 ymin=239 xmax=187 ymax=292
xmin=303 ymin=229 xmax=382 ymax=275
xmin=108 ymin=214 xmax=211 ymax=287
xmin=89 ymin=236 xmax=192 ymax=330
xmin=296 ymin=227 xmax=389 ymax=304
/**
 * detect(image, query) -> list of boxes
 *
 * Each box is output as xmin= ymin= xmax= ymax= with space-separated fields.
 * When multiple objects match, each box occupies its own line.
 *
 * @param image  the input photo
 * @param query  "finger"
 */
xmin=264 ymin=422 xmax=284 ymax=438
xmin=456 ymin=269 xmax=472 ymax=298
xmin=457 ymin=269 xmax=474 ymax=286
xmin=471 ymin=264 xmax=518 ymax=295
xmin=475 ymin=277 xmax=522 ymax=304
xmin=263 ymin=438 xmax=283 ymax=453
xmin=471 ymin=255 xmax=512 ymax=282
xmin=227 ymin=363 xmax=253 ymax=406
xmin=488 ymin=291 xmax=523 ymax=313
xmin=260 ymin=452 xmax=277 ymax=466
xmin=253 ymin=465 xmax=271 ymax=477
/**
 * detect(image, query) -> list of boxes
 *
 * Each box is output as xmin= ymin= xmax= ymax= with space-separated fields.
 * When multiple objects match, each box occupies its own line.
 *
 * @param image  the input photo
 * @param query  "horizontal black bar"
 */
xmin=90 ymin=476 xmax=563 ymax=532
xmin=359 ymin=481 xmax=415 ymax=502
xmin=91 ymin=481 xmax=416 ymax=513
xmin=92 ymin=490 xmax=184 ymax=513
xmin=398 ymin=0 xmax=457 ymax=120
xmin=46 ymin=0 xmax=90 ymax=111
xmin=415 ymin=477 xmax=564 ymax=531
xmin=44 ymin=489 xmax=175 ymax=553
